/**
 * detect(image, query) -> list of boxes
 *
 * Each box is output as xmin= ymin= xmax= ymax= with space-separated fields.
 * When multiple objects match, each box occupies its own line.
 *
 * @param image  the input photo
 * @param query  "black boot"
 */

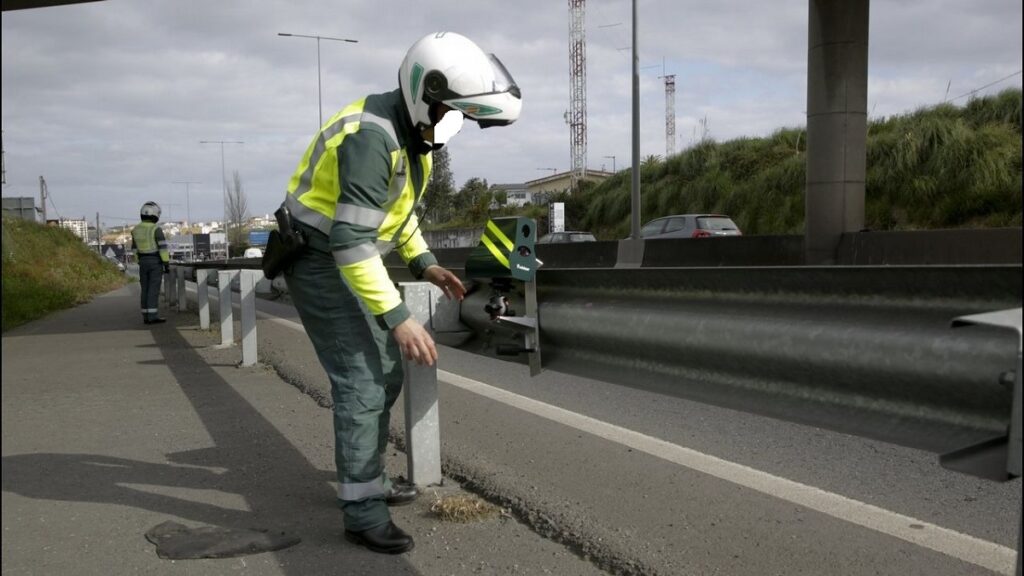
xmin=344 ymin=521 xmax=414 ymax=554
xmin=149 ymin=317 xmax=167 ymax=324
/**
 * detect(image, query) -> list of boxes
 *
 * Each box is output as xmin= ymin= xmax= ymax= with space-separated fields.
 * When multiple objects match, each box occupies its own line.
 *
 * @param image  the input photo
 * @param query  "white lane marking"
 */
xmin=438 ymin=370 xmax=1017 ymax=576
xmin=256 ymin=310 xmax=305 ymax=331
xmin=200 ymin=288 xmax=1015 ymax=575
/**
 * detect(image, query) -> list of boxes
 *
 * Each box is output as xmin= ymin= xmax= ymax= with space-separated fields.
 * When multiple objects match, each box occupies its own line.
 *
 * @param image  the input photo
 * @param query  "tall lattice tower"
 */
xmin=568 ymin=0 xmax=587 ymax=188
xmin=663 ymin=74 xmax=676 ymax=157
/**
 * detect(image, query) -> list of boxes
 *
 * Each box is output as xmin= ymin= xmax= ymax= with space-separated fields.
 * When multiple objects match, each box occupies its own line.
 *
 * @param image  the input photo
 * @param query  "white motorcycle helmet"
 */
xmin=140 ymin=201 xmax=161 ymax=220
xmin=399 ymin=32 xmax=522 ymax=132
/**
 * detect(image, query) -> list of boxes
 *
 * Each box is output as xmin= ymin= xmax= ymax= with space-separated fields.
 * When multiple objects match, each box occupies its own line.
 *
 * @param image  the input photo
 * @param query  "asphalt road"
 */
xmin=4 ymin=283 xmax=1018 ymax=576
xmin=1 ymin=286 xmax=604 ymax=576
xmin=251 ymin=292 xmax=1022 ymax=575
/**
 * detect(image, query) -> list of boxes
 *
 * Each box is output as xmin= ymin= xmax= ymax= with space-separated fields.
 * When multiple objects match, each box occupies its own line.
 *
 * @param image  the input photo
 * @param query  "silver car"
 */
xmin=537 ymin=231 xmax=597 ymax=243
xmin=640 ymin=214 xmax=742 ymax=239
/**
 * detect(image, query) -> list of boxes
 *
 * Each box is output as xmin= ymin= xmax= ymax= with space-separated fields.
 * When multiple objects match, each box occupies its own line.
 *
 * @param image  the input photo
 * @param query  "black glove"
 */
xmin=163 ymin=264 xmax=171 ymax=274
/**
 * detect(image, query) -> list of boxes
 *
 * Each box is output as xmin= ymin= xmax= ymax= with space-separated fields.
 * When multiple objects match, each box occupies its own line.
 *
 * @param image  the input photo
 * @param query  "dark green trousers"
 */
xmin=138 ymin=256 xmax=163 ymax=322
xmin=284 ymin=225 xmax=402 ymax=531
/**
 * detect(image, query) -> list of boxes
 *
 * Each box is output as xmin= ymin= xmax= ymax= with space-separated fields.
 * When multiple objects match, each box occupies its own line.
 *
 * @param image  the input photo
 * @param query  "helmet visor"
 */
xmin=485 ymin=54 xmax=519 ymax=98
xmin=441 ymin=54 xmax=522 ymax=126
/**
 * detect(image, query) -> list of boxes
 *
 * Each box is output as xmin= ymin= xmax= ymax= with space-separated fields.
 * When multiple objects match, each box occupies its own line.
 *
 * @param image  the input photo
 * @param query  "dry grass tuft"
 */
xmin=429 ymin=493 xmax=502 ymax=523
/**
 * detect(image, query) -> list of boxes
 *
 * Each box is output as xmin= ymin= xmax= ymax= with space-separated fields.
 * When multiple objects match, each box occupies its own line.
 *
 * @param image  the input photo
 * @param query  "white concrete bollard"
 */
xmin=217 ymin=270 xmax=238 ymax=347
xmin=239 ymin=270 xmax=261 ymax=367
xmin=165 ymin=267 xmax=177 ymax=306
xmin=398 ymin=282 xmax=444 ymax=487
xmin=176 ymin=267 xmax=187 ymax=312
xmin=196 ymin=269 xmax=210 ymax=330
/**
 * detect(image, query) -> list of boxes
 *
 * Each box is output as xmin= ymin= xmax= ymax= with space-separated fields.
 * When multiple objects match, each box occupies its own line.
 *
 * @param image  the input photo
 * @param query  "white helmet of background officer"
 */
xmin=140 ymin=201 xmax=161 ymax=221
xmin=399 ymin=32 xmax=522 ymax=135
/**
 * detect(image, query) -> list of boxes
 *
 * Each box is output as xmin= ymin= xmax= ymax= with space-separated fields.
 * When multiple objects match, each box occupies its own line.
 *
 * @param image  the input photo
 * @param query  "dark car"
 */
xmin=537 ymin=231 xmax=597 ymax=244
xmin=640 ymin=214 xmax=742 ymax=239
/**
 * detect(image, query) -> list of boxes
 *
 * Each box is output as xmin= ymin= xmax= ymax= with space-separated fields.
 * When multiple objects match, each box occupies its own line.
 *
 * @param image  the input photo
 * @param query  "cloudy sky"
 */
xmin=2 ymin=0 xmax=1021 ymax=228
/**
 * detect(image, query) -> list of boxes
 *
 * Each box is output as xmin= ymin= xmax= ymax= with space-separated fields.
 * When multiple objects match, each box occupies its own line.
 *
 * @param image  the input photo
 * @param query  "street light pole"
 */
xmin=603 ymin=155 xmax=617 ymax=173
xmin=172 ymin=180 xmax=200 ymax=261
xmin=199 ymin=140 xmax=243 ymax=259
xmin=278 ymin=32 xmax=358 ymax=128
xmin=630 ymin=0 xmax=641 ymax=240
xmin=171 ymin=181 xmax=200 ymax=231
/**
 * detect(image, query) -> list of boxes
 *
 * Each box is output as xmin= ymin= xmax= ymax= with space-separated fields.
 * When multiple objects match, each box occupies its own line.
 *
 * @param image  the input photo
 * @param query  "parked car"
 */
xmin=640 ymin=214 xmax=742 ymax=239
xmin=243 ymin=247 xmax=264 ymax=258
xmin=537 ymin=231 xmax=597 ymax=244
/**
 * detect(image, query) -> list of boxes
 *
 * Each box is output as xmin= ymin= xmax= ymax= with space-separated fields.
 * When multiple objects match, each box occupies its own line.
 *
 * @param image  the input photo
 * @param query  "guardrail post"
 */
xmin=398 ymin=282 xmax=443 ymax=486
xmin=196 ymin=269 xmax=210 ymax=330
xmin=217 ymin=270 xmax=238 ymax=347
xmin=176 ymin=267 xmax=187 ymax=312
xmin=165 ymin=267 xmax=177 ymax=306
xmin=239 ymin=270 xmax=260 ymax=367
xmin=950 ymin=308 xmax=1022 ymax=575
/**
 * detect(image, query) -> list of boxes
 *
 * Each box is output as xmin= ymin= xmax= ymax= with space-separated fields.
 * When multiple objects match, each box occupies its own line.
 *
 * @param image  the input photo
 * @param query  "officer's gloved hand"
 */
xmin=163 ymin=264 xmax=171 ymax=274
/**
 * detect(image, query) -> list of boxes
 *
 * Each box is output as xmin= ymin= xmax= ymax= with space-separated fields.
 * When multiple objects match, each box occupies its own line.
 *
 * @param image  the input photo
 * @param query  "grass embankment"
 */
xmin=2 ymin=216 xmax=129 ymax=332
xmin=579 ymin=89 xmax=1022 ymax=238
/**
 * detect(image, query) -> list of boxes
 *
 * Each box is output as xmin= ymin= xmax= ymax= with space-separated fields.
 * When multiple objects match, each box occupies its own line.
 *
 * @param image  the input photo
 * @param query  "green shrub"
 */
xmin=2 ymin=217 xmax=128 ymax=331
xmin=580 ymin=89 xmax=1021 ymax=238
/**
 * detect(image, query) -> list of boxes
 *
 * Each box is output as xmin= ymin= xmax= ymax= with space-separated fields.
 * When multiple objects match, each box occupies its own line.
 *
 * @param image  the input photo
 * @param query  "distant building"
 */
xmin=166 ymin=233 xmax=228 ymax=262
xmin=493 ymin=183 xmax=532 ymax=207
xmin=248 ymin=214 xmax=275 ymax=229
xmin=60 ymin=218 xmax=89 ymax=242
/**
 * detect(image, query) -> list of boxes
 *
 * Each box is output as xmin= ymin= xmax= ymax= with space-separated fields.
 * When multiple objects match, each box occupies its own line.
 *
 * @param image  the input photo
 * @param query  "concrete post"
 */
xmin=398 ymin=282 xmax=444 ymax=486
xmin=197 ymin=269 xmax=210 ymax=330
xmin=239 ymin=270 xmax=260 ymax=367
xmin=176 ymin=267 xmax=187 ymax=312
xmin=805 ymin=0 xmax=869 ymax=264
xmin=166 ymin=267 xmax=177 ymax=307
xmin=217 ymin=270 xmax=238 ymax=347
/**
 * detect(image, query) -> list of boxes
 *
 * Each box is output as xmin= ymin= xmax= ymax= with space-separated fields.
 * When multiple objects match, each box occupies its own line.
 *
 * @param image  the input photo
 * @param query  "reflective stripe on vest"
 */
xmin=286 ymin=102 xmax=413 ymax=238
xmin=336 ymin=203 xmax=387 ymax=228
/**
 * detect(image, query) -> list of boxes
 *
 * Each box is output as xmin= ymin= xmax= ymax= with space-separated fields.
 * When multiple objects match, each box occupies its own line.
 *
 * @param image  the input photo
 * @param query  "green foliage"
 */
xmin=421 ymin=147 xmax=456 ymax=224
xmin=2 ymin=217 xmax=128 ymax=331
xmin=436 ymin=177 xmax=492 ymax=228
xmin=579 ymin=89 xmax=1022 ymax=238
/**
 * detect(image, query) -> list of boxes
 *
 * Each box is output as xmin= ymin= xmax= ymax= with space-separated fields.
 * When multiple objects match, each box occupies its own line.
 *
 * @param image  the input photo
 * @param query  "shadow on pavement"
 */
xmin=2 ymin=312 xmax=422 ymax=575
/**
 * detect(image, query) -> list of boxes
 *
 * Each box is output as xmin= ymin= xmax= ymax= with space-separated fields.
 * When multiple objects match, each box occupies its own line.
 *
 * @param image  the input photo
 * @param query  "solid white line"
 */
xmin=207 ymin=290 xmax=1015 ymax=574
xmin=437 ymin=370 xmax=1017 ymax=576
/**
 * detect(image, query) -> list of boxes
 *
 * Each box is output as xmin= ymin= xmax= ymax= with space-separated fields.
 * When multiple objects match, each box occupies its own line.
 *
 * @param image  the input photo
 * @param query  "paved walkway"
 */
xmin=2 ymin=284 xmax=602 ymax=576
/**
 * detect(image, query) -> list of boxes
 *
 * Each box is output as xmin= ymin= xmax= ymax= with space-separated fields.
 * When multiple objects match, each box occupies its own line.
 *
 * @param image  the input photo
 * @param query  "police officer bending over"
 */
xmin=278 ymin=32 xmax=522 ymax=554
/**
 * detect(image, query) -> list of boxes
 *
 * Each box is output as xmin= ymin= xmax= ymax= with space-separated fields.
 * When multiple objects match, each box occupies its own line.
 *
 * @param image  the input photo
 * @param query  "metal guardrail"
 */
xmin=167 ymin=258 xmax=1023 ymax=572
xmin=170 ymin=259 xmax=1021 ymax=462
xmin=529 ymin=266 xmax=1020 ymax=456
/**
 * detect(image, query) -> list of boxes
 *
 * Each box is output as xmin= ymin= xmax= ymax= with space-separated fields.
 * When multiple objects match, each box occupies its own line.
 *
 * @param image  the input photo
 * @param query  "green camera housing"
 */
xmin=465 ymin=217 xmax=537 ymax=282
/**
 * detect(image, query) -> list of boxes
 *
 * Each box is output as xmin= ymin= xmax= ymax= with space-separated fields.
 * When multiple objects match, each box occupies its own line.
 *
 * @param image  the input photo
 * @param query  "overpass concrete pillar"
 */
xmin=805 ymin=0 xmax=869 ymax=264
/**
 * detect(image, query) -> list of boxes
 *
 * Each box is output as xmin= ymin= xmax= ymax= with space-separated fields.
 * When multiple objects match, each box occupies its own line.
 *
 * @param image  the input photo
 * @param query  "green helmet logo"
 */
xmin=410 ymin=63 xmax=424 ymax=104
xmin=451 ymin=101 xmax=503 ymax=116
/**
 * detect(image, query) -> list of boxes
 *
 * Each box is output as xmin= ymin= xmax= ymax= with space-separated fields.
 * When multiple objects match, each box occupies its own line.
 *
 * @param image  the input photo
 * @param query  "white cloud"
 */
xmin=2 ymin=0 xmax=1020 ymax=226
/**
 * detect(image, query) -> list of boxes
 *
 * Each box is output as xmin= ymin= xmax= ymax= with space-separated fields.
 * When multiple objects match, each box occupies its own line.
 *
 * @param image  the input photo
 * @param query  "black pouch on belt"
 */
xmin=261 ymin=205 xmax=307 ymax=279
